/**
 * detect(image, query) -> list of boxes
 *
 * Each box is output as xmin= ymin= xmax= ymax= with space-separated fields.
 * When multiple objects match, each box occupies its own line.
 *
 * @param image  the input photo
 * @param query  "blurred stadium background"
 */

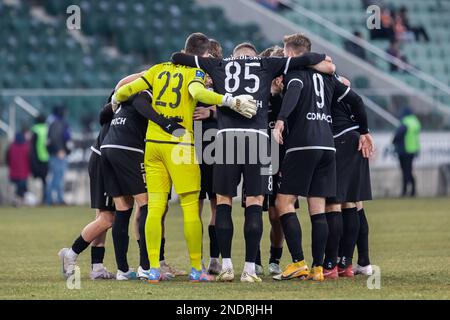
xmin=1 ymin=0 xmax=450 ymax=205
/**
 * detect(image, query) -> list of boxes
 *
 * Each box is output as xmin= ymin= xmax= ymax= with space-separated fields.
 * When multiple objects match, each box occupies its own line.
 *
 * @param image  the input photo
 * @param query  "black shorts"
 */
xmin=278 ymin=148 xmax=336 ymax=198
xmin=213 ymin=131 xmax=271 ymax=198
xmin=88 ymin=151 xmax=115 ymax=211
xmin=199 ymin=136 xmax=216 ymax=200
xmin=326 ymin=130 xmax=372 ymax=204
xmin=200 ymin=162 xmax=216 ymax=200
xmin=101 ymin=147 xmax=146 ymax=197
xmin=241 ymin=172 xmax=300 ymax=211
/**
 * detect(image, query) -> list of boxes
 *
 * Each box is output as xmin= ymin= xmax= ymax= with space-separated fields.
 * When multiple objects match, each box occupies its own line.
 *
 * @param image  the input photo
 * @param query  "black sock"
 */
xmin=215 ymin=204 xmax=233 ymax=259
xmin=269 ymin=246 xmax=283 ymax=265
xmin=244 ymin=204 xmax=263 ymax=263
xmin=244 ymin=205 xmax=263 ymax=263
xmin=323 ymin=211 xmax=343 ymax=269
xmin=338 ymin=207 xmax=360 ymax=269
xmin=112 ymin=208 xmax=132 ymax=272
xmin=280 ymin=212 xmax=304 ymax=263
xmin=255 ymin=246 xmax=262 ymax=266
xmin=159 ymin=237 xmax=165 ymax=262
xmin=91 ymin=246 xmax=105 ymax=265
xmin=71 ymin=235 xmax=90 ymax=255
xmin=357 ymin=208 xmax=371 ymax=266
xmin=138 ymin=205 xmax=150 ymax=270
xmin=208 ymin=225 xmax=220 ymax=259
xmin=311 ymin=213 xmax=329 ymax=267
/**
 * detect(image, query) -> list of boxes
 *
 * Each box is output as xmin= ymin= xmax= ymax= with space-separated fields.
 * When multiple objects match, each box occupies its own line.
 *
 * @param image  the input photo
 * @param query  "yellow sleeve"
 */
xmin=188 ymin=82 xmax=224 ymax=106
xmin=187 ymin=68 xmax=223 ymax=105
xmin=115 ymin=67 xmax=155 ymax=102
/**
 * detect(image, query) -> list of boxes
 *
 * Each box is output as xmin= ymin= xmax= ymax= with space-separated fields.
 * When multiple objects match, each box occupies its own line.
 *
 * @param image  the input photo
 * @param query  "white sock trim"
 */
xmin=67 ymin=248 xmax=78 ymax=260
xmin=222 ymin=258 xmax=233 ymax=270
xmin=244 ymin=262 xmax=256 ymax=275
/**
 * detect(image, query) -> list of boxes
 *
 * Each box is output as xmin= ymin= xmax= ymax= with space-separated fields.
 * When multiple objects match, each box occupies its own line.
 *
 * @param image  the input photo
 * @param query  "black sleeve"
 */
xmin=268 ymin=52 xmax=326 ymax=76
xmin=132 ymin=91 xmax=186 ymax=137
xmin=289 ymin=52 xmax=326 ymax=70
xmin=99 ymin=103 xmax=114 ymax=125
xmin=171 ymin=52 xmax=220 ymax=74
xmin=277 ymin=74 xmax=304 ymax=122
xmin=340 ymin=88 xmax=369 ymax=134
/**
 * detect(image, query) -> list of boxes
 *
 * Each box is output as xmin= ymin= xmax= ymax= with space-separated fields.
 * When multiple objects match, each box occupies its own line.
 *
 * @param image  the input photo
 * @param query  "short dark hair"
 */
xmin=283 ymin=33 xmax=311 ymax=55
xmin=233 ymin=42 xmax=257 ymax=56
xmin=209 ymin=38 xmax=223 ymax=59
xmin=185 ymin=32 xmax=210 ymax=56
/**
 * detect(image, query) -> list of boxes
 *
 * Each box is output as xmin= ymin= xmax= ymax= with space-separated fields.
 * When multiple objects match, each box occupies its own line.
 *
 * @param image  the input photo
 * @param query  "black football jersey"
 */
xmin=200 ymin=55 xmax=293 ymax=132
xmin=330 ymin=75 xmax=359 ymax=137
xmin=268 ymin=93 xmax=283 ymax=131
xmin=171 ymin=52 xmax=325 ymax=133
xmin=91 ymin=123 xmax=110 ymax=154
xmin=101 ymin=99 xmax=148 ymax=151
xmin=282 ymin=69 xmax=350 ymax=150
xmin=331 ymin=100 xmax=359 ymax=137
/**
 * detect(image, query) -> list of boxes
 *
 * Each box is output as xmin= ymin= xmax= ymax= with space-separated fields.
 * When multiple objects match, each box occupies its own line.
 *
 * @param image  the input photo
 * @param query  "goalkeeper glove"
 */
xmin=221 ymin=94 xmax=257 ymax=119
xmin=111 ymin=94 xmax=120 ymax=112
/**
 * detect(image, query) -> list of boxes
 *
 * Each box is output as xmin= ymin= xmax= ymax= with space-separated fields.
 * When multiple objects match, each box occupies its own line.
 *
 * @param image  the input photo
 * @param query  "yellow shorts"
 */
xmin=144 ymin=141 xmax=200 ymax=194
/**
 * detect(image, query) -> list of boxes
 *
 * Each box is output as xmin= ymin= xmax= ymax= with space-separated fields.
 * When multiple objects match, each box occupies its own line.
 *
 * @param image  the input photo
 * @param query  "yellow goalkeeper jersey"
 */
xmin=141 ymin=62 xmax=206 ymax=143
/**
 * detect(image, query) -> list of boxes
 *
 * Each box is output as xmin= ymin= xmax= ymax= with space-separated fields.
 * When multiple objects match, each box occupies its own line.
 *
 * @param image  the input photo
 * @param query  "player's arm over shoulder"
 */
xmin=172 ymin=52 xmax=220 ymax=75
xmin=333 ymin=75 xmax=369 ymax=134
xmin=187 ymin=68 xmax=224 ymax=106
xmin=114 ymin=66 xmax=156 ymax=102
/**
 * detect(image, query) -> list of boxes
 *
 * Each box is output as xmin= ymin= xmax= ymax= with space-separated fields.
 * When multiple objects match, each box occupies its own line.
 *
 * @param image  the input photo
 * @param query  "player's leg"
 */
xmin=201 ymin=151 xmax=220 ymax=274
xmin=307 ymin=150 xmax=340 ymax=281
xmin=207 ymin=196 xmax=222 ymax=275
xmin=354 ymin=201 xmax=372 ymax=275
xmin=111 ymin=195 xmax=135 ymax=280
xmin=240 ymin=195 xmax=264 ymax=282
xmin=215 ymin=194 xmax=235 ymax=281
xmin=274 ymin=193 xmax=309 ymax=280
xmin=268 ymin=202 xmax=284 ymax=275
xmin=133 ymin=192 xmax=151 ymax=279
xmin=90 ymin=213 xmax=115 ymax=280
xmin=159 ymin=203 xmax=187 ymax=277
xmin=179 ymin=190 xmax=211 ymax=281
xmin=337 ymin=201 xmax=360 ymax=277
xmin=59 ymin=209 xmax=115 ymax=279
xmin=213 ymin=156 xmax=241 ymax=281
xmin=143 ymin=142 xmax=171 ymax=282
xmin=307 ymin=197 xmax=328 ymax=281
xmin=145 ymin=192 xmax=168 ymax=282
xmin=167 ymin=143 xmax=212 ymax=282
xmin=323 ymin=202 xmax=342 ymax=279
xmin=58 ymin=152 xmax=115 ymax=279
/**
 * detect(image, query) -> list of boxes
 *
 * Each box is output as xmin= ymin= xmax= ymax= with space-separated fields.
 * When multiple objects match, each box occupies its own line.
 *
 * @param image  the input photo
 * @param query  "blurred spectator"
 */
xmin=370 ymin=7 xmax=395 ymax=40
xmin=45 ymin=106 xmax=71 ymax=205
xmin=30 ymin=115 xmax=49 ymax=204
xmin=393 ymin=107 xmax=421 ymax=197
xmin=6 ymin=132 xmax=30 ymax=206
xmin=345 ymin=31 xmax=368 ymax=61
xmin=393 ymin=11 xmax=415 ymax=41
xmin=386 ymin=39 xmax=408 ymax=72
xmin=398 ymin=6 xmax=429 ymax=42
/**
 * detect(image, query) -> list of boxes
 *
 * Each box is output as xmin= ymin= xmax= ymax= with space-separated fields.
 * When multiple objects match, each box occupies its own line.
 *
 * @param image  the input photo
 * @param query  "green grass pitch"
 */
xmin=1 ymin=198 xmax=449 ymax=300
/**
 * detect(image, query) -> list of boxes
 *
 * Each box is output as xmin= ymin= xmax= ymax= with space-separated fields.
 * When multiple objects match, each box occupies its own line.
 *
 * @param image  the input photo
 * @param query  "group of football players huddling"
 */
xmin=59 ymin=31 xmax=374 ymax=284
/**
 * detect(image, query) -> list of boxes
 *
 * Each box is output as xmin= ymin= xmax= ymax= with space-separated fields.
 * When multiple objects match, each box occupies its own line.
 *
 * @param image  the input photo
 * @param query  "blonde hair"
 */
xmin=283 ymin=33 xmax=311 ymax=55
